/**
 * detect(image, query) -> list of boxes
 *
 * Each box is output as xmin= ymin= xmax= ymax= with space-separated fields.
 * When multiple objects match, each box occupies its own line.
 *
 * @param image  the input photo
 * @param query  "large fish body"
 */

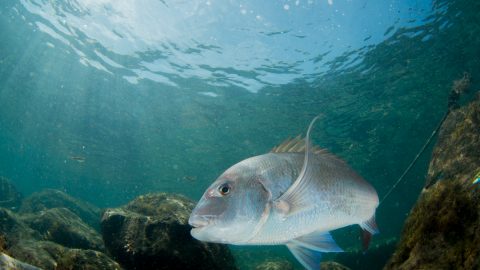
xmin=189 ymin=118 xmax=379 ymax=270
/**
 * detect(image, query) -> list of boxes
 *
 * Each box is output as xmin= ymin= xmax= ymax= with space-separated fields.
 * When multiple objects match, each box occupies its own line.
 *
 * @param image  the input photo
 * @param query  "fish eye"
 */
xmin=218 ymin=183 xmax=231 ymax=196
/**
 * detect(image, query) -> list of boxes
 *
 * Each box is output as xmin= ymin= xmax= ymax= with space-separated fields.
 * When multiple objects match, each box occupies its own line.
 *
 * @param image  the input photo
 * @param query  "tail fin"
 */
xmin=360 ymin=215 xmax=379 ymax=251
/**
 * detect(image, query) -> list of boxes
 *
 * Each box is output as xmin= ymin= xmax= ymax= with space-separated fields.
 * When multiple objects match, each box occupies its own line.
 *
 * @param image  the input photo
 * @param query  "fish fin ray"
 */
xmin=292 ymin=231 xmax=343 ymax=253
xmin=271 ymin=135 xmax=325 ymax=154
xmin=286 ymin=242 xmax=322 ymax=270
xmin=360 ymin=214 xmax=379 ymax=235
xmin=273 ymin=116 xmax=322 ymax=216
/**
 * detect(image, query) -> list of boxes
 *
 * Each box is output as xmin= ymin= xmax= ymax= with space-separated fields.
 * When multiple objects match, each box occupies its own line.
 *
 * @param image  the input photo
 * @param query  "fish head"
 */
xmin=189 ymin=168 xmax=270 ymax=244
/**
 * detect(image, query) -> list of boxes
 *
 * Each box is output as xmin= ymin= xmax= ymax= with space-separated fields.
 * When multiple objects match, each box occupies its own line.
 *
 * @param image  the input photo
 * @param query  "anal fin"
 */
xmin=287 ymin=243 xmax=322 ymax=270
xmin=286 ymin=231 xmax=343 ymax=270
xmin=292 ymin=230 xmax=343 ymax=253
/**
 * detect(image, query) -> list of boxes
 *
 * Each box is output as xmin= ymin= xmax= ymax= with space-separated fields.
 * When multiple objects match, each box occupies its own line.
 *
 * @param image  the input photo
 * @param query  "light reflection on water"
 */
xmin=19 ymin=0 xmax=435 ymax=92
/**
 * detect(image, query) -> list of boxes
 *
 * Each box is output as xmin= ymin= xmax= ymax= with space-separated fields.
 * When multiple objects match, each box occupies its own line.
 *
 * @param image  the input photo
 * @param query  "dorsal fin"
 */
xmin=271 ymin=135 xmax=326 ymax=154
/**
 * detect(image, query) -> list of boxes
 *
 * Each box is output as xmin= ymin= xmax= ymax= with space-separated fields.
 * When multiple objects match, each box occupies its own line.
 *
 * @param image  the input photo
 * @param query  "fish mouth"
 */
xmin=188 ymin=214 xmax=214 ymax=229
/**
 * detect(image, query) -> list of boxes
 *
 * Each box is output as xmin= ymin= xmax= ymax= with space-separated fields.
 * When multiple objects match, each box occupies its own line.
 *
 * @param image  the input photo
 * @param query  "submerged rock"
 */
xmin=0 ymin=176 xmax=23 ymax=210
xmin=0 ymin=187 xmax=121 ymax=269
xmin=320 ymin=261 xmax=351 ymax=270
xmin=0 ymin=208 xmax=39 ymax=247
xmin=19 ymin=189 xmax=101 ymax=230
xmin=0 ymin=252 xmax=42 ymax=270
xmin=56 ymin=249 xmax=123 ymax=270
xmin=385 ymin=94 xmax=480 ymax=269
xmin=8 ymin=240 xmax=66 ymax=269
xmin=255 ymin=259 xmax=294 ymax=270
xmin=9 ymin=240 xmax=121 ymax=270
xmin=101 ymin=193 xmax=237 ymax=270
xmin=20 ymin=207 xmax=104 ymax=251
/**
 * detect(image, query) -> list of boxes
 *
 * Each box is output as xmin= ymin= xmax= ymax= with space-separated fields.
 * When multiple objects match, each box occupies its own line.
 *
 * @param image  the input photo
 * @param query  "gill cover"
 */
xmin=189 ymin=170 xmax=270 ymax=244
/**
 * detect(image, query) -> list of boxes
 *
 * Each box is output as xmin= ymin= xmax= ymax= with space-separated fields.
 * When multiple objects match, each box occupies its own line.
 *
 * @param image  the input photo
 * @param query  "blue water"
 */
xmin=0 ymin=0 xmax=479 ymax=269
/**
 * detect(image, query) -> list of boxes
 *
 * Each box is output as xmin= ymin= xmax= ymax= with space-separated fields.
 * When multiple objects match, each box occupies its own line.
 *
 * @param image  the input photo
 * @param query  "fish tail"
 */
xmin=359 ymin=214 xmax=379 ymax=251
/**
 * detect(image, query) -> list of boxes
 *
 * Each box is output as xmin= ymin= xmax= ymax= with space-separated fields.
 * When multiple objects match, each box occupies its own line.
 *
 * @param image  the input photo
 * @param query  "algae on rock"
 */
xmin=385 ymin=93 xmax=480 ymax=269
xmin=20 ymin=207 xmax=105 ymax=251
xmin=19 ymin=189 xmax=101 ymax=230
xmin=101 ymin=193 xmax=237 ymax=270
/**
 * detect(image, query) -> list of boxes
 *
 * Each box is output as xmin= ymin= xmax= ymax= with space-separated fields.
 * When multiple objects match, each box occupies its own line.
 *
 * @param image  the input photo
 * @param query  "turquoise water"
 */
xmin=0 ymin=0 xmax=479 ymax=269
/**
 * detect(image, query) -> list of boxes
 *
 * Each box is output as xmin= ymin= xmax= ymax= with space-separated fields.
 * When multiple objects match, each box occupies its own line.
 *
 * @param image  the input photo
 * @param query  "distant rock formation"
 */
xmin=0 ymin=176 xmax=23 ymax=210
xmin=0 ymin=184 xmax=121 ymax=269
xmin=101 ymin=193 xmax=237 ymax=270
xmin=20 ymin=207 xmax=105 ymax=251
xmin=385 ymin=93 xmax=480 ymax=269
xmin=19 ymin=189 xmax=101 ymax=230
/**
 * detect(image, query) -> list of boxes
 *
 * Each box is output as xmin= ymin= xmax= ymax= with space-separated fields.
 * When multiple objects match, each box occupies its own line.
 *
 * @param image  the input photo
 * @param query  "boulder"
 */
xmin=0 ymin=208 xmax=39 ymax=247
xmin=8 ymin=240 xmax=121 ymax=270
xmin=8 ymin=240 xmax=66 ymax=269
xmin=0 ymin=176 xmax=23 ymax=210
xmin=20 ymin=207 xmax=104 ymax=251
xmin=101 ymin=193 xmax=237 ymax=270
xmin=385 ymin=94 xmax=480 ymax=269
xmin=19 ymin=189 xmax=101 ymax=230
xmin=255 ymin=259 xmax=294 ymax=270
xmin=0 ymin=252 xmax=42 ymax=270
xmin=320 ymin=261 xmax=351 ymax=270
xmin=56 ymin=249 xmax=123 ymax=270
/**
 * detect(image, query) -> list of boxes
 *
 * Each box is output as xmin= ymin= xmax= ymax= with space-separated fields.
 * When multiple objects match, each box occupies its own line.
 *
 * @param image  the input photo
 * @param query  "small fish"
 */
xmin=182 ymin=176 xmax=197 ymax=182
xmin=189 ymin=116 xmax=379 ymax=270
xmin=69 ymin=156 xmax=86 ymax=163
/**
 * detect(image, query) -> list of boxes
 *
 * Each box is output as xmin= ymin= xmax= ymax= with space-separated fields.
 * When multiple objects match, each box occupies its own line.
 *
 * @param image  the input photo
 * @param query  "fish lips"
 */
xmin=189 ymin=214 xmax=216 ymax=241
xmin=188 ymin=214 xmax=212 ymax=229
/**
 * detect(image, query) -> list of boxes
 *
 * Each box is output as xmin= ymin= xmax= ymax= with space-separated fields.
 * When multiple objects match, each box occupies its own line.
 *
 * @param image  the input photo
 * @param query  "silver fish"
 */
xmin=189 ymin=116 xmax=379 ymax=270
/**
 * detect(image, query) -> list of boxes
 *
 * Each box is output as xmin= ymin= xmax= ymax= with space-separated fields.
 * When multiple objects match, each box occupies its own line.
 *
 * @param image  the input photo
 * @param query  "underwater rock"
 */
xmin=385 ymin=94 xmax=480 ymax=269
xmin=19 ymin=189 xmax=101 ymax=230
xmin=8 ymin=240 xmax=66 ymax=269
xmin=426 ymin=93 xmax=480 ymax=188
xmin=0 ymin=252 xmax=42 ymax=270
xmin=101 ymin=193 xmax=237 ymax=270
xmin=0 ymin=208 xmax=39 ymax=247
xmin=0 ymin=176 xmax=23 ymax=210
xmin=320 ymin=261 xmax=351 ymax=270
xmin=255 ymin=259 xmax=294 ymax=270
xmin=20 ymin=207 xmax=104 ymax=251
xmin=56 ymin=248 xmax=123 ymax=270
xmin=8 ymin=240 xmax=121 ymax=270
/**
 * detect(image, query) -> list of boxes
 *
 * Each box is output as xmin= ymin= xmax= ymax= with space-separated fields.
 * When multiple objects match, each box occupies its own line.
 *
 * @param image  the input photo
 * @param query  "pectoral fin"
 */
xmin=286 ymin=230 xmax=342 ymax=270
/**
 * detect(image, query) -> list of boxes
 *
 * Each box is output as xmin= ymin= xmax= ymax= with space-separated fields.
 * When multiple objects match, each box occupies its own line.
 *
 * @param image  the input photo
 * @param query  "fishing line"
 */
xmin=379 ymin=111 xmax=448 ymax=205
xmin=380 ymin=73 xmax=471 ymax=205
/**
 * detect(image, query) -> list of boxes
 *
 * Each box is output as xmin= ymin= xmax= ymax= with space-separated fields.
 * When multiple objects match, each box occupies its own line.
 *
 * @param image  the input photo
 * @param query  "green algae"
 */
xmin=385 ymin=93 xmax=480 ymax=269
